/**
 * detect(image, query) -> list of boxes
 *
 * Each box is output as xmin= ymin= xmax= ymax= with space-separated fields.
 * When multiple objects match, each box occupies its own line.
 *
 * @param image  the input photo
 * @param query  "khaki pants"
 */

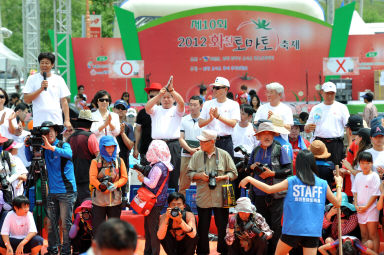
xmin=179 ymin=156 xmax=192 ymax=196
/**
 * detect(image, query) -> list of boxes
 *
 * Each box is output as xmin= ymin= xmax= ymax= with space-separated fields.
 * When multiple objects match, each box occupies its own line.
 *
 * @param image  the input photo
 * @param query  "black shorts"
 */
xmin=281 ymin=234 xmax=319 ymax=248
xmin=0 ymin=235 xmax=44 ymax=252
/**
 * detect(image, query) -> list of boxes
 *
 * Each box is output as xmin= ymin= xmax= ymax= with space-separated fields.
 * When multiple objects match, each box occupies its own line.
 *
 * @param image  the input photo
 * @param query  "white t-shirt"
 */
xmin=90 ymin=110 xmax=121 ymax=153
xmin=306 ymin=102 xmax=349 ymax=138
xmin=200 ymin=98 xmax=240 ymax=136
xmin=180 ymin=114 xmax=202 ymax=158
xmin=1 ymin=211 xmax=37 ymax=239
xmin=254 ymin=102 xmax=293 ymax=141
xmin=10 ymin=155 xmax=28 ymax=197
xmin=232 ymin=123 xmax=259 ymax=158
xmin=150 ymin=105 xmax=184 ymax=140
xmin=364 ymin=148 xmax=384 ymax=173
xmin=11 ymin=130 xmax=31 ymax=168
xmin=0 ymin=107 xmax=17 ymax=139
xmin=23 ymin=73 xmax=71 ymax=127
xmin=351 ymin=172 xmax=380 ymax=212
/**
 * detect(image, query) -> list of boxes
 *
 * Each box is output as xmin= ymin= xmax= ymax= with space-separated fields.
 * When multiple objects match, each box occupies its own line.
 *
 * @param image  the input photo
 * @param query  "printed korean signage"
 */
xmin=90 ymin=14 xmax=102 ymax=38
xmin=137 ymin=7 xmax=333 ymax=102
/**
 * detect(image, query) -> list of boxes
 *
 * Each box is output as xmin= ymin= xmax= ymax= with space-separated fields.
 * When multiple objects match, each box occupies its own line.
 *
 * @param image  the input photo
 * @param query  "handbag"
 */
xmin=222 ymin=179 xmax=236 ymax=208
xmin=130 ymin=172 xmax=169 ymax=216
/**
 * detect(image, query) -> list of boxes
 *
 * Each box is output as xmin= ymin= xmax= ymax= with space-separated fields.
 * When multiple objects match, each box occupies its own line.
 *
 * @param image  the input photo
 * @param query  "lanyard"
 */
xmin=204 ymin=148 xmax=219 ymax=175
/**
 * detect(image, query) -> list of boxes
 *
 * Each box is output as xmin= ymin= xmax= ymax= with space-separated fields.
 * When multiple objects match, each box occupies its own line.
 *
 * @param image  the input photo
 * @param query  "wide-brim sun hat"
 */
xmin=268 ymin=115 xmax=290 ymax=135
xmin=309 ymin=140 xmax=331 ymax=159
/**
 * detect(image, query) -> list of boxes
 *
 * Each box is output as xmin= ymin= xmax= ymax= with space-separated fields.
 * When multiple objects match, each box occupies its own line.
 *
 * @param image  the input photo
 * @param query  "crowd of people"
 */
xmin=0 ymin=51 xmax=382 ymax=255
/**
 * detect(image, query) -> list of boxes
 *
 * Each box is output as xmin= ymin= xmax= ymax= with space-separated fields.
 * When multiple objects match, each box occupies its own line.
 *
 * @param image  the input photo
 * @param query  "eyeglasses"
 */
xmin=213 ymin=86 xmax=227 ymax=90
xmin=115 ymin=105 xmax=126 ymax=111
xmin=98 ymin=98 xmax=109 ymax=103
xmin=123 ymin=95 xmax=129 ymax=98
xmin=0 ymin=95 xmax=5 ymax=99
xmin=149 ymin=95 xmax=155 ymax=99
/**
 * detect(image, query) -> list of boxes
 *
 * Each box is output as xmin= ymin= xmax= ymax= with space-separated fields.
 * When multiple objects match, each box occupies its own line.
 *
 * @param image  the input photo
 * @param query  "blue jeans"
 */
xmin=47 ymin=192 xmax=77 ymax=255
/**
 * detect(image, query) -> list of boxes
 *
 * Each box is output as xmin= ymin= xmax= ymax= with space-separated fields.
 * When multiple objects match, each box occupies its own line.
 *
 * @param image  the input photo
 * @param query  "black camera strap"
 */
xmin=203 ymin=148 xmax=219 ymax=175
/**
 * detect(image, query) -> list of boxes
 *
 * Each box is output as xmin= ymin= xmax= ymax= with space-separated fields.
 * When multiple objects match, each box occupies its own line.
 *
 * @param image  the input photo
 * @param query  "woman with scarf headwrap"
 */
xmin=136 ymin=140 xmax=172 ymax=255
xmin=89 ymin=136 xmax=128 ymax=236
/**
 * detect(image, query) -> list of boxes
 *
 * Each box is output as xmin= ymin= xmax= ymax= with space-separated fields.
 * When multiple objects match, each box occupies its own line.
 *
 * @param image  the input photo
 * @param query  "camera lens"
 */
xmin=171 ymin=207 xmax=180 ymax=217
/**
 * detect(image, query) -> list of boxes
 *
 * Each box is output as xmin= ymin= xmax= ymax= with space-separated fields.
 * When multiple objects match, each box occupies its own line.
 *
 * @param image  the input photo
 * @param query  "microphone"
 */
xmin=43 ymin=72 xmax=47 ymax=91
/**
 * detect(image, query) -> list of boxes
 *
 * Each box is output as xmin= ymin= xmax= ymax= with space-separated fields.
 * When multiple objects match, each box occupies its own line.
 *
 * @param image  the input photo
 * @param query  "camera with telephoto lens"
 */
xmin=243 ymin=221 xmax=264 ymax=238
xmin=171 ymin=207 xmax=181 ymax=217
xmin=98 ymin=176 xmax=112 ymax=192
xmin=234 ymin=146 xmax=250 ymax=173
xmin=0 ymin=172 xmax=9 ymax=190
xmin=208 ymin=171 xmax=217 ymax=190
xmin=254 ymin=163 xmax=268 ymax=173
xmin=133 ymin=164 xmax=152 ymax=177
xmin=81 ymin=210 xmax=91 ymax=221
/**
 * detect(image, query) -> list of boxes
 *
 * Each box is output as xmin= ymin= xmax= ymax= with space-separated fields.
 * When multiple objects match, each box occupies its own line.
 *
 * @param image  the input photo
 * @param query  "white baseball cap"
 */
xmin=322 ymin=82 xmax=336 ymax=93
xmin=210 ymin=77 xmax=230 ymax=88
xmin=197 ymin=130 xmax=217 ymax=141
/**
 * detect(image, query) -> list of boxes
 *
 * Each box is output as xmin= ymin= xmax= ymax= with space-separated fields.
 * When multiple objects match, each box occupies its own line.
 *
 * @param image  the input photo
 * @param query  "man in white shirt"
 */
xmin=23 ymin=52 xmax=72 ymax=131
xmin=145 ymin=76 xmax=185 ymax=189
xmin=254 ymin=82 xmax=293 ymax=141
xmin=305 ymin=82 xmax=350 ymax=166
xmin=232 ymin=104 xmax=258 ymax=199
xmin=199 ymin=77 xmax=240 ymax=158
xmin=179 ymin=96 xmax=203 ymax=196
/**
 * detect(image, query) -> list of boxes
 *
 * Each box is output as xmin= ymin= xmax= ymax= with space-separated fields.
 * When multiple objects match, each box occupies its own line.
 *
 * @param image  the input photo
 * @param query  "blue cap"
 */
xmin=370 ymin=116 xmax=383 ymax=128
xmin=371 ymin=124 xmax=384 ymax=137
xmin=114 ymin=100 xmax=128 ymax=110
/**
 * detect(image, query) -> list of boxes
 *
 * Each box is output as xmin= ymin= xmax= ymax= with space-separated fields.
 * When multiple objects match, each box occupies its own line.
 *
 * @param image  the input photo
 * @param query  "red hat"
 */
xmin=74 ymin=200 xmax=92 ymax=214
xmin=0 ymin=134 xmax=8 ymax=144
xmin=144 ymin=82 xmax=162 ymax=93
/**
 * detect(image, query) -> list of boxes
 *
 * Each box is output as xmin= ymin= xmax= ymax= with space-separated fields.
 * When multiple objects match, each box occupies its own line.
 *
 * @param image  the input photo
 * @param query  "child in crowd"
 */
xmin=0 ymin=196 xmax=43 ymax=255
xmin=70 ymin=200 xmax=93 ymax=255
xmin=351 ymin=152 xmax=380 ymax=253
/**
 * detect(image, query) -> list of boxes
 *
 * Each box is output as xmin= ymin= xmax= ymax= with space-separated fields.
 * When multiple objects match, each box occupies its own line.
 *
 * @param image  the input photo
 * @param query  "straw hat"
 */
xmin=255 ymin=122 xmax=278 ymax=135
xmin=309 ymin=140 xmax=331 ymax=159
xmin=268 ymin=115 xmax=290 ymax=135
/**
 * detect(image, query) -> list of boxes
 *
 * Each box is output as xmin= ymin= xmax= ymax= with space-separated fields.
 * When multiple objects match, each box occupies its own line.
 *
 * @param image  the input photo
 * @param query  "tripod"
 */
xmin=25 ymin=146 xmax=48 ymax=236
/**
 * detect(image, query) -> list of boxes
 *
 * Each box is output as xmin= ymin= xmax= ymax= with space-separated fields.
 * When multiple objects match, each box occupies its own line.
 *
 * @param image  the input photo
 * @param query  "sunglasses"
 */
xmin=0 ymin=95 xmax=5 ymax=99
xmin=115 ymin=105 xmax=126 ymax=111
xmin=149 ymin=95 xmax=155 ymax=99
xmin=213 ymin=86 xmax=227 ymax=90
xmin=98 ymin=98 xmax=109 ymax=103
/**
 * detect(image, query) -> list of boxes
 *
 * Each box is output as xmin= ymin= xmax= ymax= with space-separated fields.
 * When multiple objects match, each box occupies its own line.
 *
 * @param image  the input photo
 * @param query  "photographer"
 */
xmin=225 ymin=197 xmax=272 ymax=255
xmin=89 ymin=136 xmax=128 ymax=236
xmin=157 ymin=192 xmax=197 ymax=255
xmin=69 ymin=200 xmax=93 ymax=255
xmin=247 ymin=122 xmax=292 ymax=252
xmin=187 ymin=130 xmax=237 ymax=255
xmin=24 ymin=121 xmax=77 ymax=255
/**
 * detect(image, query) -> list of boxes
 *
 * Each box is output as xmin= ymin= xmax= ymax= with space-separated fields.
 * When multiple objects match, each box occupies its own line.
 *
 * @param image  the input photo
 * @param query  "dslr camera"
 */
xmin=253 ymin=163 xmax=268 ymax=173
xmin=133 ymin=164 xmax=151 ymax=177
xmin=208 ymin=171 xmax=217 ymax=190
xmin=98 ymin=176 xmax=112 ymax=192
xmin=0 ymin=172 xmax=9 ymax=190
xmin=171 ymin=207 xmax=181 ymax=217
xmin=243 ymin=220 xmax=264 ymax=238
xmin=234 ymin=146 xmax=250 ymax=173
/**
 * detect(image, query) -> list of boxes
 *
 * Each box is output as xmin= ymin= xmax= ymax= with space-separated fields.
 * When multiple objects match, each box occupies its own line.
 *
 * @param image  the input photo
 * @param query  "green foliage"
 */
xmin=89 ymin=0 xmax=116 ymax=38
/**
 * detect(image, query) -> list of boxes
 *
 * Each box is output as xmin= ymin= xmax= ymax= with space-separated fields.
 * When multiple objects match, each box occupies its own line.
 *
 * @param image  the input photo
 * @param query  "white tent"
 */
xmin=0 ymin=42 xmax=24 ymax=75
xmin=349 ymin=10 xmax=375 ymax=35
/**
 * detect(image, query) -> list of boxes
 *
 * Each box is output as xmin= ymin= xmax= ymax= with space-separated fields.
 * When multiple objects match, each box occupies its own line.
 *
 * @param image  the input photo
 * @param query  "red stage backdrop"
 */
xmin=72 ymin=38 xmax=135 ymax=103
xmin=137 ymin=9 xmax=332 ymax=102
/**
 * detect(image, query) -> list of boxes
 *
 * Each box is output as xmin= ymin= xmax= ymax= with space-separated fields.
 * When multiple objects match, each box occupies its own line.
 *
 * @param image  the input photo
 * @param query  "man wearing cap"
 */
xmin=305 ymin=82 xmax=350 ymax=166
xmin=145 ymin=77 xmax=185 ymax=189
xmin=67 ymin=110 xmax=99 ymax=207
xmin=25 ymin=121 xmax=76 ymax=255
xmin=254 ymin=82 xmax=293 ymax=141
xmin=345 ymin=115 xmax=363 ymax=151
xmin=187 ymin=129 xmax=237 ymax=255
xmin=133 ymin=82 xmax=161 ymax=165
xmin=362 ymin=92 xmax=377 ymax=127
xmin=179 ymin=96 xmax=203 ymax=196
xmin=198 ymin=77 xmax=240 ymax=158
xmin=225 ymin=197 xmax=272 ymax=255
xmin=364 ymin=125 xmax=384 ymax=173
xmin=247 ymin=122 xmax=292 ymax=252
xmin=288 ymin=119 xmax=310 ymax=174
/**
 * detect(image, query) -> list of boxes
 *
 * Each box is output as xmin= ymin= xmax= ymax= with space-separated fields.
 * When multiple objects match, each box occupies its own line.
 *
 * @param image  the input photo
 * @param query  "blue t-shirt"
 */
xmin=249 ymin=143 xmax=291 ymax=196
xmin=282 ymin=175 xmax=327 ymax=237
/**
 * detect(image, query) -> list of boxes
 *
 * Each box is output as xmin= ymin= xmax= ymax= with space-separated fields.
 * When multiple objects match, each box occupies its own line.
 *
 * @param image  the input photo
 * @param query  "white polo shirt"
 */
xmin=180 ymin=114 xmax=202 ymax=157
xmin=306 ymin=102 xmax=349 ymax=138
xmin=200 ymin=98 xmax=240 ymax=136
xmin=232 ymin=123 xmax=259 ymax=158
xmin=254 ymin=102 xmax=293 ymax=141
xmin=23 ymin=72 xmax=70 ymax=127
xmin=0 ymin=107 xmax=17 ymax=139
xmin=150 ymin=105 xmax=184 ymax=140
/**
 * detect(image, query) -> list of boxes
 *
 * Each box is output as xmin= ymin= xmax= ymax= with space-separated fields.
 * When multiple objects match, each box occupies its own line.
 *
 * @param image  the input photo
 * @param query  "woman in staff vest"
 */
xmin=240 ymin=149 xmax=343 ymax=255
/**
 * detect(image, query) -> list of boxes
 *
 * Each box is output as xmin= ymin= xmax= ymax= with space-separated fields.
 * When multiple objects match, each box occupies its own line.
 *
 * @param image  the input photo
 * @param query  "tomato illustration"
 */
xmin=230 ymin=72 xmax=263 ymax=96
